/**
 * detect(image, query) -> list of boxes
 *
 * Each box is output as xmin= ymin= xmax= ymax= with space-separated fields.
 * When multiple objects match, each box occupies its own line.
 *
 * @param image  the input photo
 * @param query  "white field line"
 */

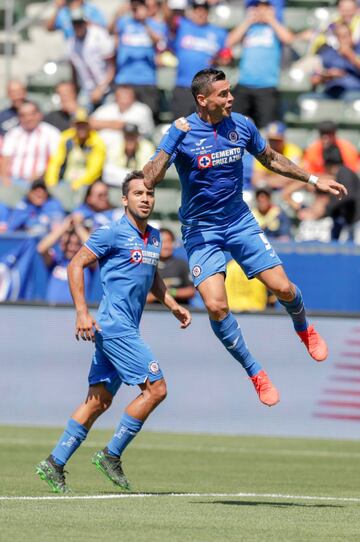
xmin=1 ymin=492 xmax=360 ymax=503
xmin=0 ymin=438 xmax=360 ymax=460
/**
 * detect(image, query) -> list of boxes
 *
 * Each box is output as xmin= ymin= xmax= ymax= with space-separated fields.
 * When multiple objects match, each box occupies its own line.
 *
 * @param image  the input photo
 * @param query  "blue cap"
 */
xmin=266 ymin=121 xmax=286 ymax=139
xmin=247 ymin=0 xmax=273 ymax=7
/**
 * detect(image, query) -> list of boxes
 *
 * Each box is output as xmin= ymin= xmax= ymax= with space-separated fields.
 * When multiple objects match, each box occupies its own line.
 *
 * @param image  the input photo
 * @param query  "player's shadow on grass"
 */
xmin=193 ymin=500 xmax=342 ymax=509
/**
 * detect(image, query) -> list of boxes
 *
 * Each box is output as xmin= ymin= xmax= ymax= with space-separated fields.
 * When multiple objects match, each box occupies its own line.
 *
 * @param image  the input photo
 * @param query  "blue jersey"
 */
xmin=239 ymin=24 xmax=281 ymax=88
xmin=85 ymin=214 xmax=161 ymax=338
xmin=54 ymin=3 xmax=107 ymax=39
xmin=115 ymin=16 xmax=166 ymax=85
xmin=173 ymin=17 xmax=227 ymax=87
xmin=7 ymin=197 xmax=64 ymax=233
xmin=157 ymin=112 xmax=266 ymax=226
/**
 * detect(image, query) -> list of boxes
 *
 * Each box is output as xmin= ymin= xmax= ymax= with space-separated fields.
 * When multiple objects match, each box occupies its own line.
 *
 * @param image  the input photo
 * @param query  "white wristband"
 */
xmin=308 ymin=174 xmax=319 ymax=186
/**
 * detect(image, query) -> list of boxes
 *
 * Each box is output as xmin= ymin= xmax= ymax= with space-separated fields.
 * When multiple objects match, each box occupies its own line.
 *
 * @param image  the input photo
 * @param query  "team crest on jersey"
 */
xmin=228 ymin=130 xmax=239 ymax=142
xmin=151 ymin=236 xmax=159 ymax=247
xmin=197 ymin=154 xmax=212 ymax=169
xmin=130 ymin=249 xmax=143 ymax=263
xmin=149 ymin=361 xmax=160 ymax=375
xmin=192 ymin=265 xmax=202 ymax=278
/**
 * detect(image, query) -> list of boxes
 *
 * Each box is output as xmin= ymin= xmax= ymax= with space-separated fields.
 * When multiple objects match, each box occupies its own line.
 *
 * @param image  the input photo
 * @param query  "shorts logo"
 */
xmin=131 ymin=249 xmax=143 ymax=263
xmin=198 ymin=154 xmax=212 ymax=169
xmin=151 ymin=236 xmax=159 ymax=247
xmin=192 ymin=265 xmax=202 ymax=278
xmin=149 ymin=361 xmax=160 ymax=375
xmin=228 ymin=130 xmax=239 ymax=142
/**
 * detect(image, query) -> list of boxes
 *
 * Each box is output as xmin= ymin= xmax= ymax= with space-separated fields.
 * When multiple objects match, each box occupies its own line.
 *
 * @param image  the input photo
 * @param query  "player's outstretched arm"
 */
xmin=68 ymin=246 xmax=101 ymax=341
xmin=143 ymin=117 xmax=191 ymax=189
xmin=150 ymin=270 xmax=192 ymax=329
xmin=256 ymin=143 xmax=348 ymax=199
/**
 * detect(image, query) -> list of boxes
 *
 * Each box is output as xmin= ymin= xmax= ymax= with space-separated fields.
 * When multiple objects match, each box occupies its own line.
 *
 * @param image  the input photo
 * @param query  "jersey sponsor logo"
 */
xmin=149 ymin=361 xmax=161 ymax=375
xmin=195 ymin=138 xmax=207 ymax=147
xmin=192 ymin=265 xmax=202 ymax=278
xmin=131 ymin=249 xmax=143 ymax=263
xmin=197 ymin=147 xmax=243 ymax=168
xmin=198 ymin=154 xmax=212 ymax=169
xmin=228 ymin=130 xmax=239 ymax=142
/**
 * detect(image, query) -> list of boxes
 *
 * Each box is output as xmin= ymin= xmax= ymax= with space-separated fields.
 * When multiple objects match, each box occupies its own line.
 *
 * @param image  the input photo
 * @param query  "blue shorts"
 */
xmin=88 ymin=332 xmax=164 ymax=396
xmin=182 ymin=209 xmax=282 ymax=287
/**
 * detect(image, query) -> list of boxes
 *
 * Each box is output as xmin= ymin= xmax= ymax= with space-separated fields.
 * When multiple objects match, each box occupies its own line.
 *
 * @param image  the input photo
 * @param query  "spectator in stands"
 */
xmin=311 ymin=22 xmax=360 ymax=99
xmin=113 ymin=0 xmax=166 ymax=120
xmin=45 ymin=108 xmax=106 ymax=191
xmin=225 ymin=260 xmax=269 ymax=312
xmin=90 ymin=85 xmax=155 ymax=151
xmin=303 ymin=120 xmax=359 ymax=175
xmin=147 ymin=228 xmax=195 ymax=304
xmin=103 ymin=123 xmax=155 ymax=185
xmin=37 ymin=214 xmax=92 ymax=304
xmin=0 ymin=101 xmax=60 ymax=187
xmin=0 ymin=80 xmax=27 ymax=137
xmin=68 ymin=8 xmax=115 ymax=111
xmin=46 ymin=0 xmax=106 ymax=40
xmin=298 ymin=145 xmax=360 ymax=241
xmin=167 ymin=0 xmax=229 ymax=119
xmin=252 ymin=122 xmax=303 ymax=189
xmin=73 ymin=180 xmax=123 ymax=229
xmin=44 ymin=81 xmax=78 ymax=132
xmin=252 ymin=187 xmax=291 ymax=240
xmin=312 ymin=0 xmax=360 ymax=54
xmin=7 ymin=179 xmax=64 ymax=234
xmin=227 ymin=0 xmax=294 ymax=128
xmin=245 ymin=0 xmax=284 ymax=22
xmin=0 ymin=203 xmax=9 ymax=232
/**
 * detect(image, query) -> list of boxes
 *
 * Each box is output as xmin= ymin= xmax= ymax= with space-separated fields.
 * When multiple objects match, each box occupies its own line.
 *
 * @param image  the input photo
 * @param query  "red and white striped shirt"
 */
xmin=1 ymin=122 xmax=60 ymax=182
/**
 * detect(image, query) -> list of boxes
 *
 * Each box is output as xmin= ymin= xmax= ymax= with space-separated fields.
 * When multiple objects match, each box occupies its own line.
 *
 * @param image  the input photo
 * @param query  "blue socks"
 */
xmin=210 ymin=312 xmax=262 ymax=377
xmin=278 ymin=285 xmax=308 ymax=332
xmin=51 ymin=419 xmax=88 ymax=466
xmin=106 ymin=413 xmax=143 ymax=458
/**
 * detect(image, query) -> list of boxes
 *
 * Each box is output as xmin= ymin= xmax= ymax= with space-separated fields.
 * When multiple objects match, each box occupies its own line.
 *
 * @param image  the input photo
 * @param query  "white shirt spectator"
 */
xmin=2 ymin=122 xmax=60 ymax=182
xmin=68 ymin=25 xmax=114 ymax=92
xmin=91 ymin=100 xmax=155 ymax=151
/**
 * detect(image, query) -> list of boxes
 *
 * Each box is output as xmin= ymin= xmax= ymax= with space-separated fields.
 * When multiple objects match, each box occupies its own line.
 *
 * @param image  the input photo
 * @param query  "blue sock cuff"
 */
xmin=278 ymin=285 xmax=302 ymax=310
xmin=121 ymin=413 xmax=143 ymax=433
xmin=68 ymin=418 xmax=88 ymax=441
xmin=210 ymin=312 xmax=234 ymax=334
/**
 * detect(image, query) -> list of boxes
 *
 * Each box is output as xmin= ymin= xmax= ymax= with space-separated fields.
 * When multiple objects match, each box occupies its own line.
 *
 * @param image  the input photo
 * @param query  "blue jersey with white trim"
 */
xmin=85 ymin=214 xmax=161 ymax=338
xmin=157 ymin=112 xmax=266 ymax=226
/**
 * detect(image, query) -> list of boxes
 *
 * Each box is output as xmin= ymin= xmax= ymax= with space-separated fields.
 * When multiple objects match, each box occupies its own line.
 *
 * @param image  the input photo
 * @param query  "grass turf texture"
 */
xmin=1 ymin=426 xmax=359 ymax=542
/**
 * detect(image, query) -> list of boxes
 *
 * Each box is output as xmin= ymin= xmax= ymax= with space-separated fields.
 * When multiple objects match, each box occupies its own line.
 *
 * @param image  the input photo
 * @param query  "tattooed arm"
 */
xmin=67 ymin=246 xmax=100 ymax=341
xmin=143 ymin=117 xmax=191 ymax=189
xmin=256 ymin=143 xmax=348 ymax=199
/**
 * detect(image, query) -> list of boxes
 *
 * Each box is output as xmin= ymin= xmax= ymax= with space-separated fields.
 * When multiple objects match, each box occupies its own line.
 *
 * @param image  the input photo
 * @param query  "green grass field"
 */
xmin=1 ymin=426 xmax=360 ymax=542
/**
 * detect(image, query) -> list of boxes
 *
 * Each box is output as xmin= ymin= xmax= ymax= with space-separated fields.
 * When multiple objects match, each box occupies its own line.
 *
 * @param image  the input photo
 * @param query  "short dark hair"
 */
xmin=318 ymin=120 xmax=337 ymax=135
xmin=191 ymin=68 xmax=226 ymax=105
xmin=122 ymin=170 xmax=145 ymax=196
xmin=160 ymin=227 xmax=175 ymax=241
xmin=29 ymin=178 xmax=48 ymax=193
xmin=84 ymin=180 xmax=107 ymax=203
xmin=323 ymin=144 xmax=343 ymax=166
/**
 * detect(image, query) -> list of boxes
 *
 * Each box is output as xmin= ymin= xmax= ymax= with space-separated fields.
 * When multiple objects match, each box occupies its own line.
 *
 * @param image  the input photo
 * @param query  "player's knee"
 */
xmin=205 ymin=299 xmax=229 ymax=320
xmin=274 ymin=280 xmax=293 ymax=301
xmin=151 ymin=379 xmax=167 ymax=405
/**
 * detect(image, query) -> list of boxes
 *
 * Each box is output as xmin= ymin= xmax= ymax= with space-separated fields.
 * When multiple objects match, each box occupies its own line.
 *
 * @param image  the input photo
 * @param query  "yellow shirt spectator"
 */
xmin=45 ymin=109 xmax=106 ymax=191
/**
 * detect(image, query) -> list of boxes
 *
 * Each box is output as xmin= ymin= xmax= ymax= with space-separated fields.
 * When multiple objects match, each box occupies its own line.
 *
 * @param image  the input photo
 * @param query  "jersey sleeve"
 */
xmin=244 ymin=117 xmax=267 ymax=157
xmin=84 ymin=224 xmax=115 ymax=259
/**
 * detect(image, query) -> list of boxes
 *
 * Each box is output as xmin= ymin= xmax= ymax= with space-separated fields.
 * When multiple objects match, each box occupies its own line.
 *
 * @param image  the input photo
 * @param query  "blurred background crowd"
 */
xmin=1 ymin=0 xmax=360 ymax=309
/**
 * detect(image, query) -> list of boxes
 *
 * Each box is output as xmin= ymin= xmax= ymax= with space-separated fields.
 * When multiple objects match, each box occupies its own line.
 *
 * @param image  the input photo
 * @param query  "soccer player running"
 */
xmin=143 ymin=68 xmax=347 ymax=408
xmin=36 ymin=171 xmax=191 ymax=493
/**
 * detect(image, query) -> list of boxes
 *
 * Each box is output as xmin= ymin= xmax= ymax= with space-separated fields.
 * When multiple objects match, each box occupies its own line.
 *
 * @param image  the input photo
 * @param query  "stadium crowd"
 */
xmin=1 ymin=0 xmax=360 ymax=304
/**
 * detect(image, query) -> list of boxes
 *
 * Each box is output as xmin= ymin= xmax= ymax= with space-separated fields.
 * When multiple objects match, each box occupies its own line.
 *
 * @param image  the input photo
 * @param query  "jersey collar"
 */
xmin=123 ymin=214 xmax=151 ymax=243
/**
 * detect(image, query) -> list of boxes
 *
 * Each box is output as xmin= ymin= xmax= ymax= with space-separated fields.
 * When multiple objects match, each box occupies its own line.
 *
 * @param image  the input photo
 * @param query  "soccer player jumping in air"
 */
xmin=36 ymin=171 xmax=191 ymax=493
xmin=143 ymin=68 xmax=347 ymax=408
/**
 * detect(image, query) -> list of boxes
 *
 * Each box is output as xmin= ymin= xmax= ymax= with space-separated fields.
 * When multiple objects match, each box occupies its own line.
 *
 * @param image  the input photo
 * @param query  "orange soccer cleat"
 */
xmin=250 ymin=370 xmax=280 ymax=407
xmin=297 ymin=324 xmax=328 ymax=362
